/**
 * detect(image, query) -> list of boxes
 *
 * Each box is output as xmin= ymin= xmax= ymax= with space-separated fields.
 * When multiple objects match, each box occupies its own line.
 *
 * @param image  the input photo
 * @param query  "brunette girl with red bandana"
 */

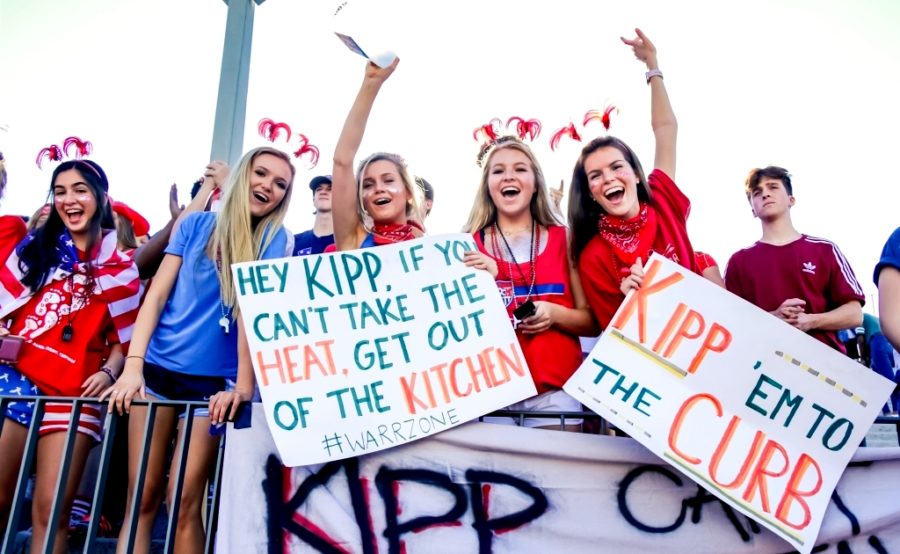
xmin=332 ymin=58 xmax=425 ymax=251
xmin=568 ymin=29 xmax=697 ymax=329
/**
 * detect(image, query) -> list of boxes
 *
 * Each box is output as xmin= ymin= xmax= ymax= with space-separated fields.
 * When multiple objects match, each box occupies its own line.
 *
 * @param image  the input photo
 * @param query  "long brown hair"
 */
xmin=567 ymin=136 xmax=650 ymax=262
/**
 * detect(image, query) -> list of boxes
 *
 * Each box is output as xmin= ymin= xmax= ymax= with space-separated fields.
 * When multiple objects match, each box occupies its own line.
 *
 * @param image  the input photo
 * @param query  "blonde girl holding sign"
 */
xmin=102 ymin=146 xmax=294 ymax=554
xmin=463 ymin=137 xmax=598 ymax=429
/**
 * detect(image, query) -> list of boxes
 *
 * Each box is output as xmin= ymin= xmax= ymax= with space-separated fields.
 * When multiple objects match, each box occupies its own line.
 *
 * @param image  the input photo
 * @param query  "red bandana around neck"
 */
xmin=371 ymin=220 xmax=424 ymax=245
xmin=597 ymin=202 xmax=658 ymax=275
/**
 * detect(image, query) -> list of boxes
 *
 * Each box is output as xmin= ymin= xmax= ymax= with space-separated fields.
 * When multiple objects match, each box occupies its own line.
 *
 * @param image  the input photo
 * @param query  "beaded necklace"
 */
xmin=490 ymin=220 xmax=540 ymax=309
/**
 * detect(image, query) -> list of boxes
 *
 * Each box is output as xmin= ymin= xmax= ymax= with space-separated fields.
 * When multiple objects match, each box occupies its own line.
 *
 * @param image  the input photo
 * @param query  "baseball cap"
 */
xmin=309 ymin=175 xmax=332 ymax=191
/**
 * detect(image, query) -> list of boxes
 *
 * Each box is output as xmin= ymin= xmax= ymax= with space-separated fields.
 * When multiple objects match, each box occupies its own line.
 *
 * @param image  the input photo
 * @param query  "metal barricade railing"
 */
xmin=479 ymin=409 xmax=610 ymax=433
xmin=0 ymin=395 xmax=897 ymax=553
xmin=0 ymin=395 xmax=223 ymax=554
xmin=873 ymin=415 xmax=900 ymax=446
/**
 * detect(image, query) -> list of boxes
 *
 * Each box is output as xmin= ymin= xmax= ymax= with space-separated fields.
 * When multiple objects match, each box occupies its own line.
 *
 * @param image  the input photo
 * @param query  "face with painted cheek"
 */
xmin=249 ymin=154 xmax=292 ymax=218
xmin=361 ymin=159 xmax=409 ymax=225
xmin=486 ymin=148 xmax=536 ymax=218
xmin=53 ymin=169 xmax=98 ymax=239
xmin=584 ymin=146 xmax=641 ymax=219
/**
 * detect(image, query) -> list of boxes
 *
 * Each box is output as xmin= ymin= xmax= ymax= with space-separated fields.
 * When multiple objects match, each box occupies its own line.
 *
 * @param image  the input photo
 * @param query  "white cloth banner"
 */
xmin=216 ymin=405 xmax=900 ymax=553
xmin=564 ymin=254 xmax=894 ymax=553
xmin=231 ymin=235 xmax=536 ymax=466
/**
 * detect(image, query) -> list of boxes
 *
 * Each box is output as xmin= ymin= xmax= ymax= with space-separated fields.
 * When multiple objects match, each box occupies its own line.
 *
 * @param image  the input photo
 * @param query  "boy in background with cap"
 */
xmin=293 ymin=175 xmax=335 ymax=255
xmin=416 ymin=176 xmax=434 ymax=218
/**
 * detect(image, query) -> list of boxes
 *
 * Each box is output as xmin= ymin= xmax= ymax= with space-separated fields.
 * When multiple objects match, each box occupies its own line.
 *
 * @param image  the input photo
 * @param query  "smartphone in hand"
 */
xmin=513 ymin=301 xmax=537 ymax=321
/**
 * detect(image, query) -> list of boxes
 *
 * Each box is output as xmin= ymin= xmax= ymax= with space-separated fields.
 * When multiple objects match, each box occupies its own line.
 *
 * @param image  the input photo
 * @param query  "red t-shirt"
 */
xmin=578 ymin=169 xmax=697 ymax=329
xmin=475 ymin=225 xmax=584 ymax=393
xmin=725 ymin=235 xmax=865 ymax=352
xmin=8 ymin=275 xmax=116 ymax=397
xmin=0 ymin=215 xmax=26 ymax=263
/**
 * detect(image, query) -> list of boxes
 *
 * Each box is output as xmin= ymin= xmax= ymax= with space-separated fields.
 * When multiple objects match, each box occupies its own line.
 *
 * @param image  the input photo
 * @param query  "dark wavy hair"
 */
xmin=567 ymin=136 xmax=651 ymax=263
xmin=19 ymin=160 xmax=115 ymax=291
xmin=745 ymin=166 xmax=792 ymax=198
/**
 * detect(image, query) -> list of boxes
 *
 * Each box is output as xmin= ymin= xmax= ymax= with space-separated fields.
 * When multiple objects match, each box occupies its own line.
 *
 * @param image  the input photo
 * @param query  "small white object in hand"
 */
xmin=370 ymin=51 xmax=397 ymax=68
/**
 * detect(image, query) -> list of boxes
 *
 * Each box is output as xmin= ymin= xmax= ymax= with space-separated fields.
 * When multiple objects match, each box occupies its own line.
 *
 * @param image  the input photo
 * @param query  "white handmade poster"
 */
xmin=565 ymin=253 xmax=894 ymax=553
xmin=232 ymin=234 xmax=537 ymax=466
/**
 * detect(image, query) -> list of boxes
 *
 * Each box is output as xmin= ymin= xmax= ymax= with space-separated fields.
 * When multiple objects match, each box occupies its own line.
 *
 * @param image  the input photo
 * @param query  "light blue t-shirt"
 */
xmin=146 ymin=212 xmax=291 ymax=378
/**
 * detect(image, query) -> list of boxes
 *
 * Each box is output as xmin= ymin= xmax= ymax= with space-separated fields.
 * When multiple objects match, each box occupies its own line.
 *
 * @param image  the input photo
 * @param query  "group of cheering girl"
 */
xmin=0 ymin=28 xmax=694 ymax=553
xmin=328 ymin=28 xmax=689 ymax=425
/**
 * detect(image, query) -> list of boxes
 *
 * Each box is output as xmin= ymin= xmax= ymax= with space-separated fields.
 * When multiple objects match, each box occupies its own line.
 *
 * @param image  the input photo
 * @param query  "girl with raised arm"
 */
xmin=463 ymin=137 xmax=598 ymax=429
xmin=331 ymin=59 xmax=424 ymax=251
xmin=568 ymin=28 xmax=696 ymax=329
xmin=102 ymin=146 xmax=294 ymax=554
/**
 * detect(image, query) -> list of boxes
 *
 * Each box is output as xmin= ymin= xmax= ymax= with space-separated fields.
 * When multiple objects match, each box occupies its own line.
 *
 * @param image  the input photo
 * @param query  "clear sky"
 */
xmin=1 ymin=0 xmax=898 ymax=311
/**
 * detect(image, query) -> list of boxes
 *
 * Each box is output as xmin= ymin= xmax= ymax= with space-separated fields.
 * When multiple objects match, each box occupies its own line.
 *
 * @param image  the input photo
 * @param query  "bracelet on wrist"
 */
xmin=645 ymin=69 xmax=664 ymax=84
xmin=100 ymin=367 xmax=116 ymax=382
xmin=126 ymin=355 xmax=145 ymax=361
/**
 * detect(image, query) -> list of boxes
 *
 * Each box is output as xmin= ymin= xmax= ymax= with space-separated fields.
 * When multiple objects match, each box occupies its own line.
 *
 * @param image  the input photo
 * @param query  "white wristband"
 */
xmin=645 ymin=69 xmax=664 ymax=84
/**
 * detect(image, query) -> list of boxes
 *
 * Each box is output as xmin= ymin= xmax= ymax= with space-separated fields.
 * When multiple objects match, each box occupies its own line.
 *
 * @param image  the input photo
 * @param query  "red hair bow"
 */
xmin=62 ymin=136 xmax=93 ymax=159
xmin=293 ymin=134 xmax=320 ymax=168
xmin=549 ymin=122 xmax=582 ymax=151
xmin=506 ymin=116 xmax=542 ymax=141
xmin=473 ymin=118 xmax=502 ymax=144
xmin=583 ymin=104 xmax=618 ymax=131
xmin=258 ymin=118 xmax=293 ymax=143
xmin=35 ymin=145 xmax=64 ymax=169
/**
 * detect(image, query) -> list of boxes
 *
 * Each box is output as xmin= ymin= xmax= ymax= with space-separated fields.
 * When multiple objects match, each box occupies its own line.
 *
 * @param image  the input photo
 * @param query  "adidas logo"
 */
xmin=802 ymin=261 xmax=816 ymax=275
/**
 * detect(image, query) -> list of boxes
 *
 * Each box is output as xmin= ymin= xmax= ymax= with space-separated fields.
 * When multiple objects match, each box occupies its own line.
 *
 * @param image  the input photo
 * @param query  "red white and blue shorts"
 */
xmin=0 ymin=364 xmax=103 ymax=442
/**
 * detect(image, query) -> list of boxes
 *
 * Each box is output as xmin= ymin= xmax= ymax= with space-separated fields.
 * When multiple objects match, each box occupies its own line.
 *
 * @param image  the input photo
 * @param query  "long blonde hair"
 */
xmin=355 ymin=152 xmax=423 ymax=228
xmin=463 ymin=137 xmax=562 ymax=233
xmin=208 ymin=146 xmax=295 ymax=311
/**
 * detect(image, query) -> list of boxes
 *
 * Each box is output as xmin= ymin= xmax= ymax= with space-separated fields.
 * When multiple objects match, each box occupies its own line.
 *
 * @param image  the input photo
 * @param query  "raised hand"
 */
xmin=204 ymin=161 xmax=230 ymax=188
xmin=620 ymin=28 xmax=658 ymax=70
xmin=168 ymin=183 xmax=184 ymax=220
xmin=550 ymin=179 xmax=564 ymax=209
xmin=364 ymin=57 xmax=400 ymax=85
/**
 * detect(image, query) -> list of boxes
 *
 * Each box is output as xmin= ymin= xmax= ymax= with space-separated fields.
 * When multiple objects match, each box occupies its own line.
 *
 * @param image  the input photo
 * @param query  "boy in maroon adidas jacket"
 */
xmin=725 ymin=166 xmax=864 ymax=352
